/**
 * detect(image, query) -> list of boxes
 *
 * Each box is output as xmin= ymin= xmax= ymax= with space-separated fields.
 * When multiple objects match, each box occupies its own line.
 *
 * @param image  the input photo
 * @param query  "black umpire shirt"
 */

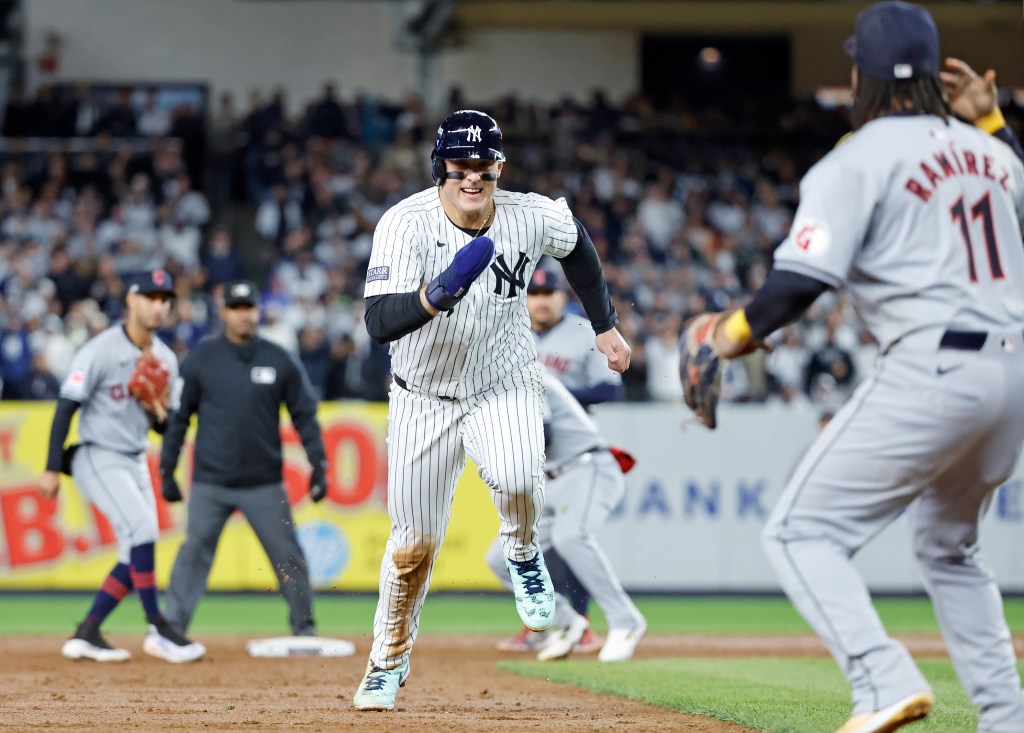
xmin=161 ymin=336 xmax=326 ymax=488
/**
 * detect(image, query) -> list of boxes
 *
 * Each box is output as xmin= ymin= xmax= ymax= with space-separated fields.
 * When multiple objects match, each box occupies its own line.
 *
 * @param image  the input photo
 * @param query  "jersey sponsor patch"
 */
xmin=251 ymin=366 xmax=277 ymax=385
xmin=366 ymin=266 xmax=391 ymax=283
xmin=791 ymin=217 xmax=831 ymax=256
xmin=67 ymin=370 xmax=86 ymax=386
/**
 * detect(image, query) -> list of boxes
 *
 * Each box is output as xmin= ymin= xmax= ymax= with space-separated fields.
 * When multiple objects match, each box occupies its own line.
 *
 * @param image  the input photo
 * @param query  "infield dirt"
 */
xmin=0 ymin=633 xmax=964 ymax=731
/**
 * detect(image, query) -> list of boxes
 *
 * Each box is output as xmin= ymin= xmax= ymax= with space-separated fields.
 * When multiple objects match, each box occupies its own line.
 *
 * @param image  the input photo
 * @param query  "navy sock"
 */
xmin=84 ymin=562 xmax=133 ymax=626
xmin=129 ymin=543 xmax=163 ymax=624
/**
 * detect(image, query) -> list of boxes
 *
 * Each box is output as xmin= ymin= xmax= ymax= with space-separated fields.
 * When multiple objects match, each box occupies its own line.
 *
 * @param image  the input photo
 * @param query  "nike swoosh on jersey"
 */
xmin=436 ymin=240 xmax=446 ymax=248
xmin=936 ymin=364 xmax=964 ymax=376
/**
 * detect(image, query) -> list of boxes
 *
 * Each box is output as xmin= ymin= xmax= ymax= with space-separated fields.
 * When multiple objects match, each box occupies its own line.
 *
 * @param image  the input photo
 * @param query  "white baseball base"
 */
xmin=246 ymin=636 xmax=356 ymax=658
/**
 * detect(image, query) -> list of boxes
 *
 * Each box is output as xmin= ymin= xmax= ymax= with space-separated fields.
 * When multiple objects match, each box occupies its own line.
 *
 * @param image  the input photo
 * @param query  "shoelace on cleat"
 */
xmin=363 ymin=668 xmax=390 ymax=692
xmin=509 ymin=557 xmax=546 ymax=596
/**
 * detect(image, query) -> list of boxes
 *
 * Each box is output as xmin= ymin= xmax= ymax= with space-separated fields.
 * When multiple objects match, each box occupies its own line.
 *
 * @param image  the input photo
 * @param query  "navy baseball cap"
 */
xmin=127 ymin=269 xmax=175 ymax=296
xmin=224 ymin=280 xmax=260 ymax=307
xmin=527 ymin=269 xmax=562 ymax=294
xmin=844 ymin=1 xmax=940 ymax=81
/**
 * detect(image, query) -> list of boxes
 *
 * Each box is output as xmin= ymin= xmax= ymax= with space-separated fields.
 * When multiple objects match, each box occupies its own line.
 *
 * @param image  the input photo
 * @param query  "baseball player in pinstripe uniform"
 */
xmin=498 ymin=267 xmax=622 ymax=653
xmin=353 ymin=110 xmax=630 ymax=711
xmin=40 ymin=270 xmax=205 ymax=664
xmin=486 ymin=366 xmax=645 ymax=662
xmin=681 ymin=4 xmax=1024 ymax=731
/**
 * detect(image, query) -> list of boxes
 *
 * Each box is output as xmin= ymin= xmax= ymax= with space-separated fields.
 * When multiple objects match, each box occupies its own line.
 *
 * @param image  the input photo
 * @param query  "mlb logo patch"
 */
xmin=251 ymin=367 xmax=277 ymax=385
xmin=366 ymin=266 xmax=390 ymax=283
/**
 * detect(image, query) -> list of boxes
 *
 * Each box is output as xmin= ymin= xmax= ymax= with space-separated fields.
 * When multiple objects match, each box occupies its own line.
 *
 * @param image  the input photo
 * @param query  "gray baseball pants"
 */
xmin=487 ymin=450 xmax=644 ymax=631
xmin=163 ymin=481 xmax=316 ymax=636
xmin=762 ymin=330 xmax=1024 ymax=732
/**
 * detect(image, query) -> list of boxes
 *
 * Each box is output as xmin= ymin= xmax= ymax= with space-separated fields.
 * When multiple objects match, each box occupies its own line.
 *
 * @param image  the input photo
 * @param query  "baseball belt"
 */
xmin=546 ymin=446 xmax=607 ymax=480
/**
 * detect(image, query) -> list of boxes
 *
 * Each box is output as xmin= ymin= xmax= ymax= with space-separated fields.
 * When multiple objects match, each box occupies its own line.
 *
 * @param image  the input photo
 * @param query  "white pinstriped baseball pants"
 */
xmin=370 ymin=363 xmax=546 ymax=668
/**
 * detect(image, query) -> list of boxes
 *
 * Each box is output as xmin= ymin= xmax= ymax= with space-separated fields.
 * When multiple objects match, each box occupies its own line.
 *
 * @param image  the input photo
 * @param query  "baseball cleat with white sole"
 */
xmin=536 ymin=613 xmax=589 ymax=661
xmin=835 ymin=691 xmax=934 ymax=733
xmin=598 ymin=621 xmax=647 ymax=662
xmin=353 ymin=658 xmax=410 ymax=711
xmin=61 ymin=621 xmax=130 ymax=662
xmin=143 ymin=620 xmax=206 ymax=663
xmin=505 ymin=553 xmax=555 ymax=631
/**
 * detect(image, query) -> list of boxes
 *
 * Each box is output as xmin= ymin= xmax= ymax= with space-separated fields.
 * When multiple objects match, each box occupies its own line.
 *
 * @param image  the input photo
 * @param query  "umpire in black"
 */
xmin=160 ymin=280 xmax=328 ymax=637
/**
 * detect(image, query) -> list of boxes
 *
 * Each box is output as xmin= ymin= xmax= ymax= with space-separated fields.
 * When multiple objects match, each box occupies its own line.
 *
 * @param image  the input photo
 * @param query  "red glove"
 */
xmin=128 ymin=351 xmax=171 ymax=421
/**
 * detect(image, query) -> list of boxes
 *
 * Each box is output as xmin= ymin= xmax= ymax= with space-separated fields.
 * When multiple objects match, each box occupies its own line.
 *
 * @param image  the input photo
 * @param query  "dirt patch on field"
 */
xmin=0 ymin=632 xmax=975 ymax=732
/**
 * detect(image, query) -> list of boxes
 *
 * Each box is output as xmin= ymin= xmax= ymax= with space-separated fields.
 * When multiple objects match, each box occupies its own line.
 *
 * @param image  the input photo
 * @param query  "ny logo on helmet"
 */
xmin=467 ymin=125 xmax=482 ymax=142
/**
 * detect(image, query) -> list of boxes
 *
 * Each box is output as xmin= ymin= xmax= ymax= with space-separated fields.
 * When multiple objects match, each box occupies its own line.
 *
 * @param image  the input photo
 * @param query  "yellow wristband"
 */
xmin=721 ymin=309 xmax=752 ymax=345
xmin=976 ymin=107 xmax=1006 ymax=135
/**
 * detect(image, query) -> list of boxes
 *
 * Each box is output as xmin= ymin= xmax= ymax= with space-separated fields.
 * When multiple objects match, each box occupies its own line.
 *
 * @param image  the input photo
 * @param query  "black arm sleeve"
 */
xmin=46 ymin=397 xmax=80 ymax=473
xmin=364 ymin=291 xmax=435 ymax=344
xmin=160 ymin=358 xmax=199 ymax=477
xmin=558 ymin=218 xmax=618 ymax=334
xmin=284 ymin=356 xmax=327 ymax=469
xmin=745 ymin=268 xmax=832 ymax=340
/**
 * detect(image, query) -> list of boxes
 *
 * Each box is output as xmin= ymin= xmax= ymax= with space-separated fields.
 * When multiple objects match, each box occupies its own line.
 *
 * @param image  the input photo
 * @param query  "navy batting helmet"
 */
xmin=430 ymin=109 xmax=505 ymax=184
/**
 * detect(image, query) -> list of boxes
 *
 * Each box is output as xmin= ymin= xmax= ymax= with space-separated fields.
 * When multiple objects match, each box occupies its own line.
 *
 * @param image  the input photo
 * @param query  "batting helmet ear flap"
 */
xmin=431 ymin=153 xmax=445 ymax=186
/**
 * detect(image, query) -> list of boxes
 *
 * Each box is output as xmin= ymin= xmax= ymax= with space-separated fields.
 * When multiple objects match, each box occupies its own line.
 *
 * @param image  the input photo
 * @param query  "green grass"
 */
xmin=2 ymin=593 xmax=1023 ymax=636
xmin=501 ymin=657 xmax=1021 ymax=733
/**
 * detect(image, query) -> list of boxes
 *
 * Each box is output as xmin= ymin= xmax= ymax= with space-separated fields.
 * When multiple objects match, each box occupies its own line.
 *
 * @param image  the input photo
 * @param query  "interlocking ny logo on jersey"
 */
xmin=490 ymin=252 xmax=530 ymax=298
xmin=466 ymin=125 xmax=482 ymax=142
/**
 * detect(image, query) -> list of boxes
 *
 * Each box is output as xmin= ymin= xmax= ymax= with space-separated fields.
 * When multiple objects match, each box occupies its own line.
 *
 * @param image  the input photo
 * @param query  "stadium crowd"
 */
xmin=3 ymin=82 xmax=1016 ymax=406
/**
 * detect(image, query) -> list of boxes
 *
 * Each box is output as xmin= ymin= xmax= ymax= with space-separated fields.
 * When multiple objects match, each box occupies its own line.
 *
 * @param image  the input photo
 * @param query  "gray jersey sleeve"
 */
xmin=61 ymin=338 xmax=107 ymax=403
xmin=772 ymin=147 xmax=879 ymax=287
xmin=537 ymin=314 xmax=621 ymax=394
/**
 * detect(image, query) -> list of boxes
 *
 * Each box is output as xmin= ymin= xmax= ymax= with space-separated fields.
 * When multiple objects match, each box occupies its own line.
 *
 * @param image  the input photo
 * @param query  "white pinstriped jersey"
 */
xmin=364 ymin=187 xmax=577 ymax=398
xmin=774 ymin=116 xmax=1024 ymax=352
xmin=541 ymin=366 xmax=605 ymax=472
xmin=60 ymin=325 xmax=180 ymax=454
xmin=536 ymin=313 xmax=621 ymax=393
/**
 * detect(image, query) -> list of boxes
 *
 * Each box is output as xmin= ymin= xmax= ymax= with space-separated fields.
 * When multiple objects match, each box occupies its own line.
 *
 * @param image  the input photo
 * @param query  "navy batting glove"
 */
xmin=309 ymin=464 xmax=328 ymax=503
xmin=425 ymin=236 xmax=495 ymax=310
xmin=161 ymin=473 xmax=182 ymax=503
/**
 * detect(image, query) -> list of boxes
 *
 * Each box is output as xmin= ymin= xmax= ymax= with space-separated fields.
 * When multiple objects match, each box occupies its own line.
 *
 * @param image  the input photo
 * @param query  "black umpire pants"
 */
xmin=164 ymin=481 xmax=316 ymax=636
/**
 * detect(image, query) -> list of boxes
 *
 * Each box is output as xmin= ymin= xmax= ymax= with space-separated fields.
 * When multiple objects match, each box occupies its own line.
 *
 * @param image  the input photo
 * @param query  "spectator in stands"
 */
xmin=0 ymin=313 xmax=32 ymax=399
xmin=201 ymin=227 xmax=244 ymax=287
xmin=306 ymin=82 xmax=348 ymax=139
xmin=255 ymin=183 xmax=303 ymax=247
xmin=3 ymin=79 xmax=1016 ymax=407
xmin=93 ymin=87 xmax=137 ymax=137
xmin=644 ymin=310 xmax=684 ymax=402
xmin=137 ymin=88 xmax=171 ymax=137
xmin=298 ymin=325 xmax=331 ymax=400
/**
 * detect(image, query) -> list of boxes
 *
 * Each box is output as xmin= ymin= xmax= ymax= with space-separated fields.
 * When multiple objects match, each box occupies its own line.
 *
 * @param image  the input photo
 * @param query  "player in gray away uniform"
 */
xmin=498 ymin=267 xmax=623 ymax=654
xmin=530 ymin=268 xmax=623 ymax=407
xmin=682 ymin=4 xmax=1024 ymax=732
xmin=486 ymin=366 xmax=645 ymax=662
xmin=40 ymin=270 xmax=206 ymax=664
